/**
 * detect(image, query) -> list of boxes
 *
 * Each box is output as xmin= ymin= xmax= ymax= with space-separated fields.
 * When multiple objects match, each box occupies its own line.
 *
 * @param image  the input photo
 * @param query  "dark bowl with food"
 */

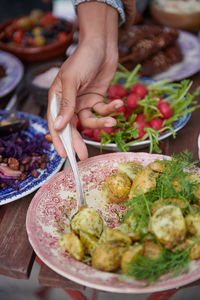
xmin=26 ymin=61 xmax=62 ymax=106
xmin=0 ymin=10 xmax=75 ymax=62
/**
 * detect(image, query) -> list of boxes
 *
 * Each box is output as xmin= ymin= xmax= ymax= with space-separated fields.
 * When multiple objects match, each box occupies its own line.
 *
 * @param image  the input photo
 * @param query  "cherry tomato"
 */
xmin=13 ymin=30 xmax=24 ymax=44
xmin=57 ymin=32 xmax=68 ymax=41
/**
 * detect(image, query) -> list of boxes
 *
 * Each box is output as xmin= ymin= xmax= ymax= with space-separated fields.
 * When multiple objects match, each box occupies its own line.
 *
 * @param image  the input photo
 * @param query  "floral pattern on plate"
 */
xmin=26 ymin=152 xmax=200 ymax=293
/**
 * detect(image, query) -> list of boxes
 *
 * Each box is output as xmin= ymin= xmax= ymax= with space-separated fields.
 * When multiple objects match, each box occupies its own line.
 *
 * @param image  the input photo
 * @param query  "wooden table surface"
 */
xmin=0 ymin=69 xmax=200 ymax=298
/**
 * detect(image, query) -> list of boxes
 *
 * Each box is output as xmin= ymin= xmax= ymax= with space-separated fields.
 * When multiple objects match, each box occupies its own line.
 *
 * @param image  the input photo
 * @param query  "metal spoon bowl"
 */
xmin=0 ymin=113 xmax=29 ymax=134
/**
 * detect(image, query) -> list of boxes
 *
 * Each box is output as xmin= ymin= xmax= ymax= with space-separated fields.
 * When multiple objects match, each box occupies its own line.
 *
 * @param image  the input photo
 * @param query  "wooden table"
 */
xmin=0 ymin=71 xmax=200 ymax=300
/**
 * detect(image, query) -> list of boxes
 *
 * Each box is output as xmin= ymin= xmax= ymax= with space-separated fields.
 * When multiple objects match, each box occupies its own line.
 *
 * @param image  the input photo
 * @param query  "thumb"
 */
xmin=54 ymin=77 xmax=77 ymax=131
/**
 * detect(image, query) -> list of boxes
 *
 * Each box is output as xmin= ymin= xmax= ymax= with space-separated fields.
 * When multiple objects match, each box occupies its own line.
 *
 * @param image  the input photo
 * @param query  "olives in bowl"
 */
xmin=0 ymin=9 xmax=75 ymax=61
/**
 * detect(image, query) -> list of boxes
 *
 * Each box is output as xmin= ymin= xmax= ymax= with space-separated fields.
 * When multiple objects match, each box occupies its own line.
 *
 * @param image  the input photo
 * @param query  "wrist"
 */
xmin=78 ymin=2 xmax=107 ymax=42
xmin=77 ymin=2 xmax=118 ymax=43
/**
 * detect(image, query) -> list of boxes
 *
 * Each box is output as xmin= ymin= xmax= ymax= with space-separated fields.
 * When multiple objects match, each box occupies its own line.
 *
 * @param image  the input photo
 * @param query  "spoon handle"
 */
xmin=50 ymin=94 xmax=86 ymax=207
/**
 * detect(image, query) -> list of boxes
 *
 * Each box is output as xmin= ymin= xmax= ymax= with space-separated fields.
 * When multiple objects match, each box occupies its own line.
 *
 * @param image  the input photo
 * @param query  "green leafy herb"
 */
xmin=124 ymin=151 xmax=199 ymax=235
xmin=99 ymin=65 xmax=200 ymax=153
xmin=122 ymin=152 xmax=200 ymax=282
xmin=126 ymin=244 xmax=192 ymax=284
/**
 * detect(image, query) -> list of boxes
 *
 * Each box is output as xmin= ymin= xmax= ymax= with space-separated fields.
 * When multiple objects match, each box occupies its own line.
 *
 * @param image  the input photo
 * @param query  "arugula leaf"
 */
xmin=97 ymin=65 xmax=200 ymax=153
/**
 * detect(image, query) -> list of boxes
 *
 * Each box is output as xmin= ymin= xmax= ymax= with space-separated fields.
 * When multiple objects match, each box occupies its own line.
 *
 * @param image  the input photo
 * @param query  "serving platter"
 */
xmin=0 ymin=110 xmax=64 ymax=205
xmin=154 ymin=30 xmax=200 ymax=81
xmin=26 ymin=152 xmax=200 ymax=293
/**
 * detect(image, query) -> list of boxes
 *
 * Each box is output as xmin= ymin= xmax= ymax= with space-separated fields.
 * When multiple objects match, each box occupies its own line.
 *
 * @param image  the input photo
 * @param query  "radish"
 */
xmin=131 ymin=83 xmax=147 ymax=99
xmin=82 ymin=128 xmax=94 ymax=139
xmin=125 ymin=110 xmax=131 ymax=121
xmin=135 ymin=113 xmax=145 ymax=123
xmin=134 ymin=119 xmax=149 ymax=139
xmin=149 ymin=118 xmax=163 ymax=130
xmin=117 ymin=105 xmax=126 ymax=114
xmin=108 ymin=83 xmax=127 ymax=99
xmin=158 ymin=101 xmax=172 ymax=119
xmin=127 ymin=93 xmax=140 ymax=109
xmin=93 ymin=128 xmax=114 ymax=142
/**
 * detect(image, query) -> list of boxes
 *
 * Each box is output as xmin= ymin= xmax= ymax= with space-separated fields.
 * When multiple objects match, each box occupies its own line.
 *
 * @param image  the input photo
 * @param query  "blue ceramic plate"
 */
xmin=0 ymin=50 xmax=24 ymax=98
xmin=0 ymin=111 xmax=64 ymax=205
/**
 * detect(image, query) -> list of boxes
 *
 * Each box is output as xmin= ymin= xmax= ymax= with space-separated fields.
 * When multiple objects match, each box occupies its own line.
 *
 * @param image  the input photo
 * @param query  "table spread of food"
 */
xmin=0 ymin=4 xmax=200 ymax=298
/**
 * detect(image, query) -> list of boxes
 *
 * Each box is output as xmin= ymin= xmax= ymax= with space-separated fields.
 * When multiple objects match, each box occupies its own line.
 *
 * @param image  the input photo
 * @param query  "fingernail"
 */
xmin=104 ymin=119 xmax=116 ymax=127
xmin=115 ymin=103 xmax=123 ymax=109
xmin=54 ymin=115 xmax=63 ymax=129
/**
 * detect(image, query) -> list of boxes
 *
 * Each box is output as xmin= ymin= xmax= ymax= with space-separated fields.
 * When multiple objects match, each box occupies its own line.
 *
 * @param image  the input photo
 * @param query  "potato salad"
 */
xmin=58 ymin=151 xmax=200 ymax=283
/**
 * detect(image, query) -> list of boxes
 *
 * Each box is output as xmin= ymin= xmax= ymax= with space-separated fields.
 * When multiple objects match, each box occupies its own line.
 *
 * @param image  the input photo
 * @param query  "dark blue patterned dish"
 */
xmin=0 ymin=110 xmax=64 ymax=205
xmin=0 ymin=50 xmax=24 ymax=98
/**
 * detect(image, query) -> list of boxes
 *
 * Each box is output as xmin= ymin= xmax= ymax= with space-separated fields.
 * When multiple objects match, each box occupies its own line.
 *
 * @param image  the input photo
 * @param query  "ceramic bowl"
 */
xmin=0 ymin=18 xmax=75 ymax=62
xmin=26 ymin=61 xmax=62 ymax=106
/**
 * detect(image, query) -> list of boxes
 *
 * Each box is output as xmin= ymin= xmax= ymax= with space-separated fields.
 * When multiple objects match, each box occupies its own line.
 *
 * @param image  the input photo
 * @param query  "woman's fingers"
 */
xmin=78 ymin=108 xmax=117 ymax=128
xmin=71 ymin=119 xmax=88 ymax=160
xmin=93 ymin=99 xmax=124 ymax=115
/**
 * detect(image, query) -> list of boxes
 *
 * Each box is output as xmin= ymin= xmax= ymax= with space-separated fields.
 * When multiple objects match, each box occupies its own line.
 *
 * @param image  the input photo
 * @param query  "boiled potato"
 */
xmin=103 ymin=172 xmax=131 ymax=203
xmin=172 ymin=238 xmax=193 ymax=253
xmin=185 ymin=213 xmax=200 ymax=236
xmin=98 ymin=226 xmax=132 ymax=246
xmin=142 ymin=240 xmax=162 ymax=260
xmin=190 ymin=241 xmax=200 ymax=259
xmin=149 ymin=205 xmax=186 ymax=249
xmin=129 ymin=168 xmax=157 ymax=199
xmin=58 ymin=232 xmax=84 ymax=261
xmin=117 ymin=161 xmax=144 ymax=181
xmin=148 ymin=160 xmax=166 ymax=173
xmin=121 ymin=244 xmax=143 ymax=274
xmin=117 ymin=214 xmax=148 ymax=240
xmin=187 ymin=172 xmax=200 ymax=202
xmin=91 ymin=244 xmax=123 ymax=272
xmin=79 ymin=231 xmax=98 ymax=255
xmin=117 ymin=223 xmax=141 ymax=241
xmin=71 ymin=207 xmax=103 ymax=237
xmin=151 ymin=198 xmax=187 ymax=215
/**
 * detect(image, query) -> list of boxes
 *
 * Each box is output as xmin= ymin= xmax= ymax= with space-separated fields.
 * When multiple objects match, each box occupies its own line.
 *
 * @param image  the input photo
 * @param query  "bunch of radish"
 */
xmin=78 ymin=65 xmax=200 ymax=153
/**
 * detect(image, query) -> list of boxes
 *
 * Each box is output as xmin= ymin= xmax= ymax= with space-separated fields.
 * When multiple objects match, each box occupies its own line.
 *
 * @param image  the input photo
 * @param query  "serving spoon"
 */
xmin=50 ymin=94 xmax=87 ymax=212
xmin=0 ymin=84 xmax=29 ymax=134
xmin=0 ymin=113 xmax=28 ymax=134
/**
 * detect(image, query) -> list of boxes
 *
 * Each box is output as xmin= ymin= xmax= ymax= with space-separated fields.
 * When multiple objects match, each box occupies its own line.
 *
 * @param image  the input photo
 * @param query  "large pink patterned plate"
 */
xmin=26 ymin=152 xmax=200 ymax=293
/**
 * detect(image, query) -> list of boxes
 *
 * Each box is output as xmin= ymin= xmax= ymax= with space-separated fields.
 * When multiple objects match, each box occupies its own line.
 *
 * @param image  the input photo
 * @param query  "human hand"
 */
xmin=47 ymin=2 xmax=123 ymax=160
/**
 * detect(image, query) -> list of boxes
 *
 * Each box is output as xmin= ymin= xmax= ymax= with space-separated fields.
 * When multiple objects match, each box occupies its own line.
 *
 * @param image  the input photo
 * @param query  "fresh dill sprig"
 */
xmin=126 ymin=244 xmax=192 ymax=284
xmin=124 ymin=151 xmax=200 ymax=235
